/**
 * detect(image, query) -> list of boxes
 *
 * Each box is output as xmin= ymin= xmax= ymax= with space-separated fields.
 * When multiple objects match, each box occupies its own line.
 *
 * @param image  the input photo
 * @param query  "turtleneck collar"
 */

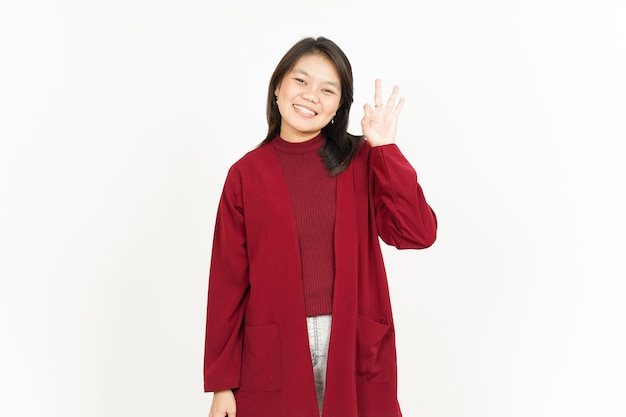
xmin=272 ymin=133 xmax=324 ymax=155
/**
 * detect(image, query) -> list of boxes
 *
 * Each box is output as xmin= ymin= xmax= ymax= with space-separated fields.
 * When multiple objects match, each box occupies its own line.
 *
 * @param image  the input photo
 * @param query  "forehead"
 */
xmin=290 ymin=54 xmax=341 ymax=85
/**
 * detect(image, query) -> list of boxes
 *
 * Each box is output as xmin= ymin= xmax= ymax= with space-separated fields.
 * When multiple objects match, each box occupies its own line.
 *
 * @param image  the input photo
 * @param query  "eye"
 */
xmin=294 ymin=77 xmax=306 ymax=84
xmin=322 ymin=88 xmax=336 ymax=95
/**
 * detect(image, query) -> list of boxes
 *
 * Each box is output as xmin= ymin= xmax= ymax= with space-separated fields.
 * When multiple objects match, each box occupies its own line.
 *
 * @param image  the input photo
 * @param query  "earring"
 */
xmin=331 ymin=118 xmax=334 ymax=125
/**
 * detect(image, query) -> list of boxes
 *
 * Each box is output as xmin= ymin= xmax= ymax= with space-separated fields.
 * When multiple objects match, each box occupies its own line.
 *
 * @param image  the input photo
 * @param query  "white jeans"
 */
xmin=306 ymin=314 xmax=332 ymax=415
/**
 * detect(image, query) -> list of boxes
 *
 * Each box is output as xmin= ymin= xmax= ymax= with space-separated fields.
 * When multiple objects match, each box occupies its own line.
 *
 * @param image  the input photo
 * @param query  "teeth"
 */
xmin=294 ymin=105 xmax=315 ymax=116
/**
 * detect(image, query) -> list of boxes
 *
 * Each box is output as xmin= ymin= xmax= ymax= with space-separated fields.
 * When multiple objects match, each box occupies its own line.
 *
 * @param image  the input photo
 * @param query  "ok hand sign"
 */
xmin=361 ymin=79 xmax=405 ymax=147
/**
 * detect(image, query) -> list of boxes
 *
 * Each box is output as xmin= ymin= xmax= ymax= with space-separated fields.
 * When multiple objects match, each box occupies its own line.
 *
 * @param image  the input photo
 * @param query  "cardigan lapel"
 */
xmin=323 ymin=161 xmax=360 ymax=416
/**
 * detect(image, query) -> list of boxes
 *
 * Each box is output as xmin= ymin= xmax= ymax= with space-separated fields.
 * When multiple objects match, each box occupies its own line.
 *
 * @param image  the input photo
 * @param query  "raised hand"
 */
xmin=361 ymin=78 xmax=405 ymax=147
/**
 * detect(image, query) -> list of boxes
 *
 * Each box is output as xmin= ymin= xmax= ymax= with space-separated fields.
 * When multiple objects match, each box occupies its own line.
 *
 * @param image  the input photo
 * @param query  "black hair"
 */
xmin=259 ymin=36 xmax=363 ymax=176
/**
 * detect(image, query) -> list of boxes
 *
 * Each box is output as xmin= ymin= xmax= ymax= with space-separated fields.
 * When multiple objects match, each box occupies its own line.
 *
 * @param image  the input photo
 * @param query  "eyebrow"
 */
xmin=292 ymin=68 xmax=341 ymax=90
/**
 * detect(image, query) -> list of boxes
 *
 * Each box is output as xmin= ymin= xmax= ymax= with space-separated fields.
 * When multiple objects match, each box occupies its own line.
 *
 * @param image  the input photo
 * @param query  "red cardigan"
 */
xmin=204 ymin=139 xmax=437 ymax=417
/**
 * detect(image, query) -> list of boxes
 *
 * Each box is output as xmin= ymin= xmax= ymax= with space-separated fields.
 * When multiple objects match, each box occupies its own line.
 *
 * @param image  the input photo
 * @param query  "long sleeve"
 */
xmin=368 ymin=143 xmax=437 ymax=249
xmin=204 ymin=166 xmax=250 ymax=392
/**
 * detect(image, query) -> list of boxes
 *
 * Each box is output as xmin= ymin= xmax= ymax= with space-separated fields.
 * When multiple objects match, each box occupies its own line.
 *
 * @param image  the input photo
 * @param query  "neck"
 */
xmin=279 ymin=129 xmax=322 ymax=143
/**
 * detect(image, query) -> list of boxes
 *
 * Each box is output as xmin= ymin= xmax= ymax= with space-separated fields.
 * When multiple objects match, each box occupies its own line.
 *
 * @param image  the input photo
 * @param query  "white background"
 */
xmin=1 ymin=0 xmax=625 ymax=416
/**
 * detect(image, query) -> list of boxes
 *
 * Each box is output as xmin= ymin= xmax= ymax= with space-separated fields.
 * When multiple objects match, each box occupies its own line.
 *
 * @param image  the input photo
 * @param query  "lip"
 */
xmin=293 ymin=104 xmax=318 ymax=117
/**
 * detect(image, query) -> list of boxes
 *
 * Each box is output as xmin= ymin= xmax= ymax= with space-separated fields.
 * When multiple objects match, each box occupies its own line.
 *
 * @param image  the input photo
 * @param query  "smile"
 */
xmin=293 ymin=104 xmax=317 ymax=116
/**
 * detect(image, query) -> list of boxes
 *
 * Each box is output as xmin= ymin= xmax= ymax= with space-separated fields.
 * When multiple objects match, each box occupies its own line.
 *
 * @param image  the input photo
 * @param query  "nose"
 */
xmin=301 ymin=88 xmax=319 ymax=104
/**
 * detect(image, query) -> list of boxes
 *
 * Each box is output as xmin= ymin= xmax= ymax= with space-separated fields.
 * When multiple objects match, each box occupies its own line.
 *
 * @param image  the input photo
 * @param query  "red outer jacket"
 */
xmin=204 ymin=139 xmax=437 ymax=417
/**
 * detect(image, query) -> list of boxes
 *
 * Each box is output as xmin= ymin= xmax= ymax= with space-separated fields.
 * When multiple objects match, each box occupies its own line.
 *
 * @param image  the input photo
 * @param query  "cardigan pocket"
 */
xmin=240 ymin=322 xmax=282 ymax=391
xmin=356 ymin=314 xmax=392 ymax=383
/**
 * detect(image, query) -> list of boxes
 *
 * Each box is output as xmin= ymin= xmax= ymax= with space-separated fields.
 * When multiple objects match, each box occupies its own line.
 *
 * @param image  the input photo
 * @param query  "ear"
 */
xmin=274 ymin=83 xmax=281 ymax=96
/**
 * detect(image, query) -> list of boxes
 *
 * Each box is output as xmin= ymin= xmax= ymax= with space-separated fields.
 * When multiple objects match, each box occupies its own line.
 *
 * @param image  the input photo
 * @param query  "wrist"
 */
xmin=368 ymin=138 xmax=395 ymax=147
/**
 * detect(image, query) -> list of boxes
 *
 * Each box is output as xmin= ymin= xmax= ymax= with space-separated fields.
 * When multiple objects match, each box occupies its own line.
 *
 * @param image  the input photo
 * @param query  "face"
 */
xmin=274 ymin=54 xmax=342 ymax=143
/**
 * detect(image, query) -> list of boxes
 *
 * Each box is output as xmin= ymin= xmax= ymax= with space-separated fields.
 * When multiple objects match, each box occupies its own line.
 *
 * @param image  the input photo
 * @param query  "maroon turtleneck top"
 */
xmin=272 ymin=134 xmax=336 ymax=317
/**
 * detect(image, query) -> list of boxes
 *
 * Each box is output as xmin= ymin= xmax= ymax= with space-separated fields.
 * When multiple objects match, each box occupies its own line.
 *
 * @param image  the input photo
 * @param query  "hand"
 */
xmin=209 ymin=389 xmax=236 ymax=417
xmin=361 ymin=78 xmax=405 ymax=147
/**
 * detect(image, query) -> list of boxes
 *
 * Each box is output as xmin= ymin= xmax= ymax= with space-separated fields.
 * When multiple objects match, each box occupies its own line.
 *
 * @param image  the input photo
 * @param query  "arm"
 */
xmin=362 ymin=79 xmax=437 ymax=248
xmin=204 ymin=166 xmax=250 ymax=392
xmin=369 ymin=144 xmax=437 ymax=248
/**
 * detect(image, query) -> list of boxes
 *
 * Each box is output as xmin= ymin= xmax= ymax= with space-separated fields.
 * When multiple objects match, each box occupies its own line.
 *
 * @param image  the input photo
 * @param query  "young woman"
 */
xmin=204 ymin=36 xmax=437 ymax=417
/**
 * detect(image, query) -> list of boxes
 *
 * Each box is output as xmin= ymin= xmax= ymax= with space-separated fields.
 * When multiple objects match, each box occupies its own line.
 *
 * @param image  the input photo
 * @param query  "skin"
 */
xmin=361 ymin=78 xmax=405 ymax=147
xmin=275 ymin=54 xmax=342 ymax=143
xmin=208 ymin=56 xmax=406 ymax=417
xmin=209 ymin=390 xmax=236 ymax=417
xmin=273 ymin=53 xmax=405 ymax=146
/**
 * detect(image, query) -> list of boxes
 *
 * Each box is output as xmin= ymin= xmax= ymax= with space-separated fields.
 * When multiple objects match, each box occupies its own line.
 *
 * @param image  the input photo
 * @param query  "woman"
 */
xmin=204 ymin=36 xmax=437 ymax=417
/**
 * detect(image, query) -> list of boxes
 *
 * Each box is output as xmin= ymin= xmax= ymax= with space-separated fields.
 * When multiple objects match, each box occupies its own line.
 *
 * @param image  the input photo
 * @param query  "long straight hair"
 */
xmin=259 ymin=37 xmax=363 ymax=176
